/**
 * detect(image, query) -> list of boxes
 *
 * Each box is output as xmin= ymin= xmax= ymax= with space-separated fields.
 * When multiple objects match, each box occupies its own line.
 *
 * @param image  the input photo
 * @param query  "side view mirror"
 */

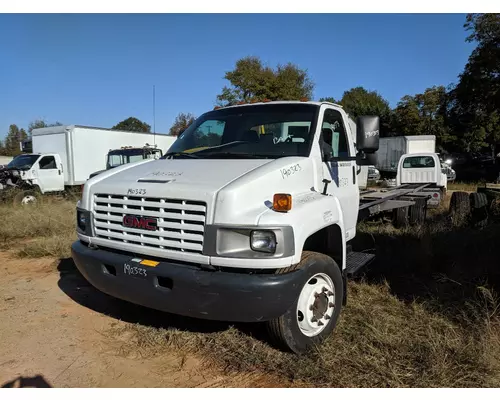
xmin=356 ymin=116 xmax=380 ymax=153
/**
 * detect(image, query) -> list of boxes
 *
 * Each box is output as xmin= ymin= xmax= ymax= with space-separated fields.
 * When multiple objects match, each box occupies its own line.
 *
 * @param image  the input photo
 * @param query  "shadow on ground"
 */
xmin=56 ymin=258 xmax=269 ymax=341
xmin=2 ymin=374 xmax=52 ymax=388
xmin=352 ymin=217 xmax=500 ymax=322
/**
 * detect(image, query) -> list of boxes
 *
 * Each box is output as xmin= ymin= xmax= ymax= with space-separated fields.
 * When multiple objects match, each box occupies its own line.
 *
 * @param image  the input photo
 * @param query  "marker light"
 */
xmin=273 ymin=193 xmax=292 ymax=212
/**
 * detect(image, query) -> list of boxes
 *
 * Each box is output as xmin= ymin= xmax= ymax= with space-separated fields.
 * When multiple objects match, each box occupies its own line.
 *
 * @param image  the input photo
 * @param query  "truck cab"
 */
xmin=72 ymin=101 xmax=379 ymax=354
xmin=396 ymin=152 xmax=447 ymax=207
xmin=3 ymin=153 xmax=65 ymax=194
xmin=88 ymin=145 xmax=163 ymax=180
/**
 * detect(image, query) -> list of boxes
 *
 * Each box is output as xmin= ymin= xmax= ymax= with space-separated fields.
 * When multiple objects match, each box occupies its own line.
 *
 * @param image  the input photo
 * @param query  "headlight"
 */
xmin=77 ymin=211 xmax=87 ymax=231
xmin=250 ymin=230 xmax=277 ymax=253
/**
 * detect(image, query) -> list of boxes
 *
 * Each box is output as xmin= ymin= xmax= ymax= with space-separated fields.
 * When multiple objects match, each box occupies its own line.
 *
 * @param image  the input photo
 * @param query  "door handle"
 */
xmin=58 ymin=170 xmax=61 ymax=175
xmin=352 ymin=166 xmax=356 ymax=185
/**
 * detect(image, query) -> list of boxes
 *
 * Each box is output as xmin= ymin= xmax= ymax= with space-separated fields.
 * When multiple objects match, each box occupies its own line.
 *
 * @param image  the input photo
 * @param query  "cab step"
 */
xmin=345 ymin=251 xmax=376 ymax=277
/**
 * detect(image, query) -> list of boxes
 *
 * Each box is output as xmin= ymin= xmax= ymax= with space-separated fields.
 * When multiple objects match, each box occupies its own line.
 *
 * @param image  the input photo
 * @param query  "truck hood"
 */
xmin=84 ymin=156 xmax=315 ymax=225
xmin=88 ymin=158 xmax=273 ymax=191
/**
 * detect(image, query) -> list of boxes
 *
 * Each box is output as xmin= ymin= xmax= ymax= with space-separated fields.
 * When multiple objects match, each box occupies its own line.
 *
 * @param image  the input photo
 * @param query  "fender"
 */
xmin=258 ymin=190 xmax=346 ymax=269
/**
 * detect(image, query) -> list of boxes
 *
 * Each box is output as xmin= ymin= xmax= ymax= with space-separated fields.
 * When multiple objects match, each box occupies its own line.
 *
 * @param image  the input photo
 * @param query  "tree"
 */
xmin=112 ymin=117 xmax=151 ymax=133
xmin=448 ymin=13 xmax=500 ymax=155
xmin=318 ymin=97 xmax=338 ymax=104
xmin=392 ymin=86 xmax=454 ymax=150
xmin=3 ymin=124 xmax=28 ymax=156
xmin=169 ymin=113 xmax=196 ymax=137
xmin=216 ymin=56 xmax=314 ymax=106
xmin=321 ymin=87 xmax=392 ymax=135
xmin=28 ymin=119 xmax=63 ymax=135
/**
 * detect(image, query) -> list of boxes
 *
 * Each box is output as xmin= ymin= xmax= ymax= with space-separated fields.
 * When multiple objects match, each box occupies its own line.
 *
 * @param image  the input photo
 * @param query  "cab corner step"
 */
xmin=345 ymin=251 xmax=375 ymax=277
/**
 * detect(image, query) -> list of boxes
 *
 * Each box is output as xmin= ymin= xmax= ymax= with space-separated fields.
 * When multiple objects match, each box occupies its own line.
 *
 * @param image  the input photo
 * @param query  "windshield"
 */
xmin=7 ymin=154 xmax=40 ymax=169
xmin=164 ymin=103 xmax=320 ymax=159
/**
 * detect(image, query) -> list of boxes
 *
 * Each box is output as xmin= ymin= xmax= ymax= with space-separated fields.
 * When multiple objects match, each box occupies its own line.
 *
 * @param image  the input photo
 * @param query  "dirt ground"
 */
xmin=0 ymin=251 xmax=289 ymax=388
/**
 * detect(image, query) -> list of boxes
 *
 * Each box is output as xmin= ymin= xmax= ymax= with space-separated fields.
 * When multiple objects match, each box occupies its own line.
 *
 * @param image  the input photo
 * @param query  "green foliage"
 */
xmin=1 ymin=125 xmax=28 ymax=156
xmin=319 ymin=97 xmax=338 ymax=104
xmin=321 ymin=87 xmax=393 ymax=135
xmin=448 ymin=13 xmax=500 ymax=154
xmin=393 ymin=86 xmax=454 ymax=150
xmin=169 ymin=113 xmax=196 ymax=137
xmin=217 ymin=56 xmax=314 ymax=106
xmin=112 ymin=117 xmax=151 ymax=133
xmin=28 ymin=119 xmax=63 ymax=135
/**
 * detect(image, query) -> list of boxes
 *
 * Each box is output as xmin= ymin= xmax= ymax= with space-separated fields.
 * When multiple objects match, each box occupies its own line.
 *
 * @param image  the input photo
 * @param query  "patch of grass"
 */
xmin=17 ymin=235 xmax=75 ymax=259
xmin=448 ymin=181 xmax=479 ymax=192
xmin=106 ymin=281 xmax=500 ymax=388
xmin=0 ymin=200 xmax=76 ymax=256
xmin=102 ymin=192 xmax=500 ymax=387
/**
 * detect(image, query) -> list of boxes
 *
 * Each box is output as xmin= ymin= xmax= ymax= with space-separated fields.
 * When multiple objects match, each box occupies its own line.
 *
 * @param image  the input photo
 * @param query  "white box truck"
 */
xmin=376 ymin=135 xmax=436 ymax=175
xmin=1 ymin=125 xmax=176 ymax=205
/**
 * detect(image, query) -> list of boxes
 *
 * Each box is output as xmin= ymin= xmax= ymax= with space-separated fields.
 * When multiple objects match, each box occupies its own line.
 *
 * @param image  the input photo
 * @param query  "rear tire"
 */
xmin=470 ymin=192 xmax=489 ymax=228
xmin=393 ymin=206 xmax=409 ymax=228
xmin=449 ymin=191 xmax=471 ymax=226
xmin=265 ymin=251 xmax=343 ymax=355
xmin=409 ymin=198 xmax=427 ymax=226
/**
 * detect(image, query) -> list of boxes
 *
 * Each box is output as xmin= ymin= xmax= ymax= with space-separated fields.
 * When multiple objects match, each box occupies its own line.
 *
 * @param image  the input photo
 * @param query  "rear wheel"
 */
xmin=393 ymin=206 xmax=409 ymax=228
xmin=409 ymin=198 xmax=427 ymax=226
xmin=449 ymin=191 xmax=471 ymax=226
xmin=265 ymin=251 xmax=343 ymax=355
xmin=470 ymin=192 xmax=489 ymax=228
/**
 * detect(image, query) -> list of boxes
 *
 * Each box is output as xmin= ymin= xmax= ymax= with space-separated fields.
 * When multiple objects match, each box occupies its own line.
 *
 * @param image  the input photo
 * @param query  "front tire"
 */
xmin=13 ymin=190 xmax=41 ymax=207
xmin=265 ymin=251 xmax=343 ymax=355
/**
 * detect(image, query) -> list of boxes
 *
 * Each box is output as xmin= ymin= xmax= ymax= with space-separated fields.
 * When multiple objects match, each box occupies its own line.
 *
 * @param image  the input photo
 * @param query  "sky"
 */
xmin=0 ymin=13 xmax=476 ymax=140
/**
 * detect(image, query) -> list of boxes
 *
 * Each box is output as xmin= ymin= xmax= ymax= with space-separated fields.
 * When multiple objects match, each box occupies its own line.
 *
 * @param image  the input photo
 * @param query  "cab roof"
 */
xmin=212 ymin=100 xmax=344 ymax=111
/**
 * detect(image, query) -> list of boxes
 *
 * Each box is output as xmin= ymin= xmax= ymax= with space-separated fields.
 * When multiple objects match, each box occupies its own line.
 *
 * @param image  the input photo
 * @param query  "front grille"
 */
xmin=92 ymin=194 xmax=207 ymax=254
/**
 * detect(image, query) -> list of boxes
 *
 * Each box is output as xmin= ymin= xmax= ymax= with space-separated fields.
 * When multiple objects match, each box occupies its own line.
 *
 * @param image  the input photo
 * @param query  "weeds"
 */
xmin=2 ymin=190 xmax=500 ymax=387
xmin=0 ymin=201 xmax=76 ymax=258
xmin=105 ymin=281 xmax=500 ymax=387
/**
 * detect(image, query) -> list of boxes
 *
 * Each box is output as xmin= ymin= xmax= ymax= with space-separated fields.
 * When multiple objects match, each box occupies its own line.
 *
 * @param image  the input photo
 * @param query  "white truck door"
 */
xmin=320 ymin=107 xmax=359 ymax=241
xmin=36 ymin=155 xmax=65 ymax=192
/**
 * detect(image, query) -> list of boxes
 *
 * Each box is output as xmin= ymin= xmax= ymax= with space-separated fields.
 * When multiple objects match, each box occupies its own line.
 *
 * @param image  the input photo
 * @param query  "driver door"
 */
xmin=36 ymin=155 xmax=64 ymax=192
xmin=320 ymin=107 xmax=359 ymax=241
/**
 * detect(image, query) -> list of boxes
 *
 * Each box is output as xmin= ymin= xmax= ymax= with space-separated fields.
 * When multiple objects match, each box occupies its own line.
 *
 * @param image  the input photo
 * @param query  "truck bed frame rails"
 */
xmin=358 ymin=183 xmax=432 ymax=221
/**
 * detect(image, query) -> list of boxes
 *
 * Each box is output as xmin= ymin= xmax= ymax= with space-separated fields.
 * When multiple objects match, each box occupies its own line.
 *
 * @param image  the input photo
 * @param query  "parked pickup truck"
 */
xmin=72 ymin=100 xmax=435 ymax=354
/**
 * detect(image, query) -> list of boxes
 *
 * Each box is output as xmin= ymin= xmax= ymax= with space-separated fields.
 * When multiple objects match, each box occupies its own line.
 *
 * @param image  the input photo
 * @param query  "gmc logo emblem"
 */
xmin=122 ymin=215 xmax=158 ymax=231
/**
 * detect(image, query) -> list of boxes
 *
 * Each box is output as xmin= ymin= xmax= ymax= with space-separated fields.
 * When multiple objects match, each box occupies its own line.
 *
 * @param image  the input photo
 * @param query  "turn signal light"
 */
xmin=273 ymin=193 xmax=292 ymax=212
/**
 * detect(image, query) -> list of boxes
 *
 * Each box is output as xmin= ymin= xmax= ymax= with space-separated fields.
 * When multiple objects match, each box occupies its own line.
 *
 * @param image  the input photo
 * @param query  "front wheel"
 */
xmin=265 ymin=251 xmax=343 ymax=355
xmin=13 ymin=190 xmax=41 ymax=206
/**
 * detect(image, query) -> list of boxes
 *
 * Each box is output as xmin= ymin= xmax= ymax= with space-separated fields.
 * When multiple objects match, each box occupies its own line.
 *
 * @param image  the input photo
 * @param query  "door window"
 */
xmin=39 ymin=156 xmax=57 ymax=170
xmin=320 ymin=109 xmax=350 ymax=158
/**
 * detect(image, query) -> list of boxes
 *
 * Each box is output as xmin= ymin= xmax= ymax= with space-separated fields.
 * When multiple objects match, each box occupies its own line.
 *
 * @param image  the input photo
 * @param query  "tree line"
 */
xmin=212 ymin=13 xmax=499 ymax=157
xmin=2 ymin=14 xmax=498 ymax=158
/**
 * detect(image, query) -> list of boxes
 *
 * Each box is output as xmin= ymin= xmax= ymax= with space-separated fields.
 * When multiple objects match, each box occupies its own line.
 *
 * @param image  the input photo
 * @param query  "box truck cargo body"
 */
xmin=376 ymin=135 xmax=436 ymax=173
xmin=31 ymin=125 xmax=177 ymax=186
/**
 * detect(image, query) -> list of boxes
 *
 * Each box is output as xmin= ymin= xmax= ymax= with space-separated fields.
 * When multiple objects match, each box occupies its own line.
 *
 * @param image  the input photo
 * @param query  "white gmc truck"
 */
xmin=72 ymin=101 xmax=398 ymax=354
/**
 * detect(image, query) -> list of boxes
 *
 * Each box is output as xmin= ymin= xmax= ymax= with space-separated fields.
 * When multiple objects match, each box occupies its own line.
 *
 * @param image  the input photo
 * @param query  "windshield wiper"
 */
xmin=162 ymin=151 xmax=200 ymax=159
